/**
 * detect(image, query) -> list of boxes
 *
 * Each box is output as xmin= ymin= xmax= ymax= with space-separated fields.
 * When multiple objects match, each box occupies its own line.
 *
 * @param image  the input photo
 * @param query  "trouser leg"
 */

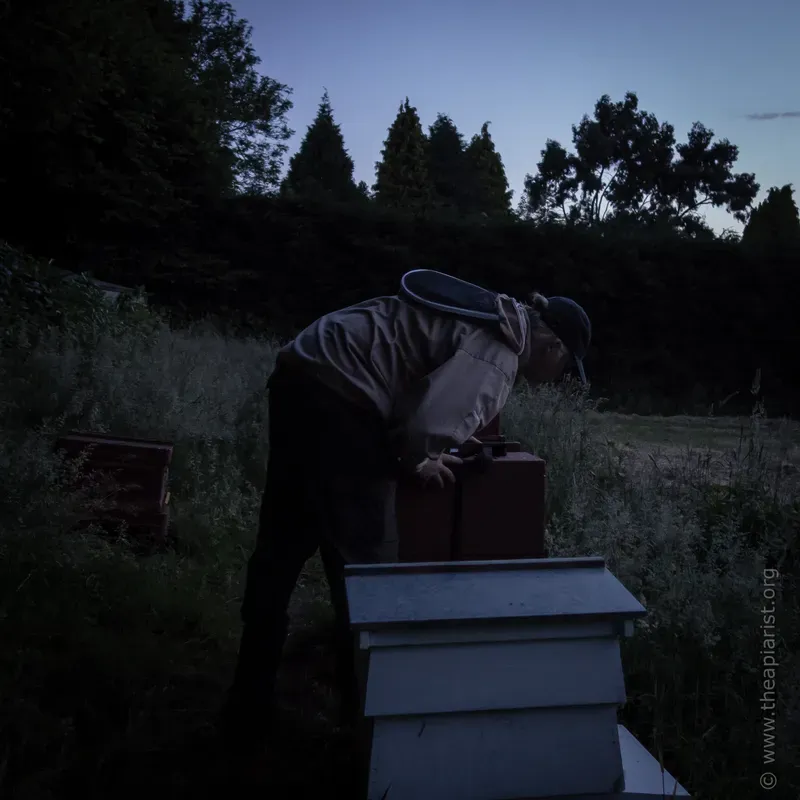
xmin=228 ymin=539 xmax=317 ymax=717
xmin=223 ymin=376 xmax=320 ymax=745
xmin=225 ymin=362 xmax=398 ymax=739
xmin=319 ymin=477 xmax=398 ymax=727
xmin=224 ymin=515 xmax=319 ymax=745
xmin=319 ymin=542 xmax=359 ymax=724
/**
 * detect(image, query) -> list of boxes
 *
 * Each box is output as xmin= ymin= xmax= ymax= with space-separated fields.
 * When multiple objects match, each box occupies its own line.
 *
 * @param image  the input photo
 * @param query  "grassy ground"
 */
xmin=595 ymin=410 xmax=800 ymax=459
xmin=1 ymin=293 xmax=798 ymax=799
xmin=588 ymin=411 xmax=800 ymax=487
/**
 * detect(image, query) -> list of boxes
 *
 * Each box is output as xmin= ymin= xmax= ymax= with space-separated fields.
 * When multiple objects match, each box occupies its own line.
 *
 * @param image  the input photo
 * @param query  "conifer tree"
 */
xmin=356 ymin=180 xmax=372 ymax=201
xmin=465 ymin=122 xmax=512 ymax=216
xmin=282 ymin=89 xmax=358 ymax=202
xmin=742 ymin=184 xmax=800 ymax=249
xmin=373 ymin=98 xmax=430 ymax=212
xmin=426 ymin=113 xmax=470 ymax=213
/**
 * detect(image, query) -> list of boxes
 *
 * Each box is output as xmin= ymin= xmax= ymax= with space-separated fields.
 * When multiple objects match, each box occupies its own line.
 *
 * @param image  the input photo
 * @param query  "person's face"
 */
xmin=520 ymin=331 xmax=571 ymax=386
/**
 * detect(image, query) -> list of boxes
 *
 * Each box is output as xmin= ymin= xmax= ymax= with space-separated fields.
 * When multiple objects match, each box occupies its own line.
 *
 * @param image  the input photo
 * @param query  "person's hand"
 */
xmin=414 ymin=453 xmax=463 ymax=488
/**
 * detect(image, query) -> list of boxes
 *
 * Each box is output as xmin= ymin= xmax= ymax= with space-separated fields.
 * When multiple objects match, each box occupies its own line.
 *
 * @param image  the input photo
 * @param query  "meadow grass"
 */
xmin=0 ymin=294 xmax=797 ymax=798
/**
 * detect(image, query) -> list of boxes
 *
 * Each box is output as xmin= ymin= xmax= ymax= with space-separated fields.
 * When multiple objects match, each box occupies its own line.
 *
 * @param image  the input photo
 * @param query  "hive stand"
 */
xmin=345 ymin=557 xmax=691 ymax=800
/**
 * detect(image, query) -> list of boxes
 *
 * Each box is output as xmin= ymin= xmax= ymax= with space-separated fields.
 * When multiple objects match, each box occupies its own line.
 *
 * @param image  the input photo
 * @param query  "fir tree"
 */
xmin=373 ymin=98 xmax=430 ymax=212
xmin=282 ymin=89 xmax=358 ymax=202
xmin=356 ymin=180 xmax=372 ymax=201
xmin=465 ymin=122 xmax=512 ymax=216
xmin=742 ymin=184 xmax=800 ymax=249
xmin=426 ymin=113 xmax=470 ymax=214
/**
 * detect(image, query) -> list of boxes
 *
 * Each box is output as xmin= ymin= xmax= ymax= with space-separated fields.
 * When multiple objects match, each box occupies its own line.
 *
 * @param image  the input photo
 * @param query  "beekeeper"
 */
xmin=221 ymin=269 xmax=591 ymax=752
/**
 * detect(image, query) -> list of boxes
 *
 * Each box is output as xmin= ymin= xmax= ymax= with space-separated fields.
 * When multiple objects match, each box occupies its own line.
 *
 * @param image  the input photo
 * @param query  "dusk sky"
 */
xmin=235 ymin=0 xmax=799 ymax=232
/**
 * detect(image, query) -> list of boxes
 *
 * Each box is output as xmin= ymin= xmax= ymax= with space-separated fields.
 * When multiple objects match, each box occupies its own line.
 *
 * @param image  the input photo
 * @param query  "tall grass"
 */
xmin=0 ymin=281 xmax=797 ymax=798
xmin=503 ymin=384 xmax=798 ymax=798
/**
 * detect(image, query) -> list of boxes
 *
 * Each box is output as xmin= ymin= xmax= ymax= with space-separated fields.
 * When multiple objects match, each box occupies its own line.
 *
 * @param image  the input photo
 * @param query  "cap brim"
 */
xmin=574 ymin=357 xmax=587 ymax=386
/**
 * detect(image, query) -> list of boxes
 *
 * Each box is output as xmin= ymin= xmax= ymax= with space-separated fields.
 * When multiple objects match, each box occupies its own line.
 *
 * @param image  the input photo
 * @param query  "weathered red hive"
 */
xmin=54 ymin=432 xmax=173 ymax=544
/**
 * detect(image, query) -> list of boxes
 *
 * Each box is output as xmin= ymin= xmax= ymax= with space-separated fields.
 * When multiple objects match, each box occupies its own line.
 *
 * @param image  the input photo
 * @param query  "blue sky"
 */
xmin=234 ymin=0 xmax=799 ymax=232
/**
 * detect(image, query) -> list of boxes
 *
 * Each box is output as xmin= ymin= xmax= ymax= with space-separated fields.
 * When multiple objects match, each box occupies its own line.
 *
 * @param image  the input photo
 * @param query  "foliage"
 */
xmin=465 ymin=122 xmax=513 ymax=216
xmin=0 ymin=0 xmax=292 ymax=270
xmin=0 ymin=260 xmax=797 ymax=796
xmin=282 ymin=90 xmax=359 ymax=203
xmin=182 ymin=0 xmax=293 ymax=195
xmin=356 ymin=180 xmax=372 ymax=200
xmin=0 ymin=0 xmax=217 ymax=257
xmin=426 ymin=114 xmax=471 ymax=214
xmin=520 ymin=92 xmax=759 ymax=234
xmin=0 ymin=242 xmax=151 ymax=354
xmin=502 ymin=385 xmax=798 ymax=800
xmin=742 ymin=184 xmax=800 ymax=250
xmin=373 ymin=98 xmax=430 ymax=213
xmin=169 ymin=195 xmax=800 ymax=417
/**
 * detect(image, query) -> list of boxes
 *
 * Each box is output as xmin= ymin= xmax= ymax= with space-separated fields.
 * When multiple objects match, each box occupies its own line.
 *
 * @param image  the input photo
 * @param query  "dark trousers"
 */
xmin=225 ymin=363 xmax=398 ymax=740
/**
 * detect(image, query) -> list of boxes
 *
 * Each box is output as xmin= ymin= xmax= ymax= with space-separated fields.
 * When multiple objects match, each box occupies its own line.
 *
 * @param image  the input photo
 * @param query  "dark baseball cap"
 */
xmin=539 ymin=296 xmax=591 ymax=385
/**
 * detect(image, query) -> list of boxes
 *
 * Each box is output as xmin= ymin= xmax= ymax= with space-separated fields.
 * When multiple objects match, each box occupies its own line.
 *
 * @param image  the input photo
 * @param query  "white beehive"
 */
xmin=345 ymin=556 xmax=691 ymax=800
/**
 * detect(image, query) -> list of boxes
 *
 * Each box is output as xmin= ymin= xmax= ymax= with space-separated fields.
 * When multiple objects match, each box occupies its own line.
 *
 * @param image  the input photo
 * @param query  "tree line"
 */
xmin=1 ymin=0 xmax=798 ymax=414
xmin=283 ymin=88 xmax=788 ymax=242
xmin=281 ymin=93 xmax=513 ymax=219
xmin=282 ymin=84 xmax=800 ymax=247
xmin=4 ymin=0 xmax=799 ymax=251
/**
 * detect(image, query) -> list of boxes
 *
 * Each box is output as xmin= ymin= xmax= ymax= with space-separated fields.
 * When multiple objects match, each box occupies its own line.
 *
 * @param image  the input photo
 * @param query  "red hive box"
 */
xmin=455 ymin=450 xmax=545 ymax=560
xmin=396 ymin=416 xmax=546 ymax=563
xmin=54 ymin=432 xmax=173 ymax=544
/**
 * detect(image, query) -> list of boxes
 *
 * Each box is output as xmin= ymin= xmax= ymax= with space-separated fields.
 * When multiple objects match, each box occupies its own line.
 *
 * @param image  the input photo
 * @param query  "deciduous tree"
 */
xmin=182 ymin=0 xmax=294 ymax=194
xmin=0 ymin=0 xmax=294 ymax=267
xmin=0 ymin=0 xmax=229 ymax=258
xmin=519 ymin=92 xmax=758 ymax=234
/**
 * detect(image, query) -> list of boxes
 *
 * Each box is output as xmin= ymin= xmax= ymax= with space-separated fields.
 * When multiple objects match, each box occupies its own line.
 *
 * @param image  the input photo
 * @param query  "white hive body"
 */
xmin=345 ymin=556 xmax=691 ymax=800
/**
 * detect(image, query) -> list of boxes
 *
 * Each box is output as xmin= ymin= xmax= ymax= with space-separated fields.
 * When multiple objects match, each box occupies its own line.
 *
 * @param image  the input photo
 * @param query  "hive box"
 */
xmin=345 ymin=557 xmax=691 ymax=800
xmin=54 ymin=432 xmax=173 ymax=544
xmin=396 ymin=438 xmax=546 ymax=562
